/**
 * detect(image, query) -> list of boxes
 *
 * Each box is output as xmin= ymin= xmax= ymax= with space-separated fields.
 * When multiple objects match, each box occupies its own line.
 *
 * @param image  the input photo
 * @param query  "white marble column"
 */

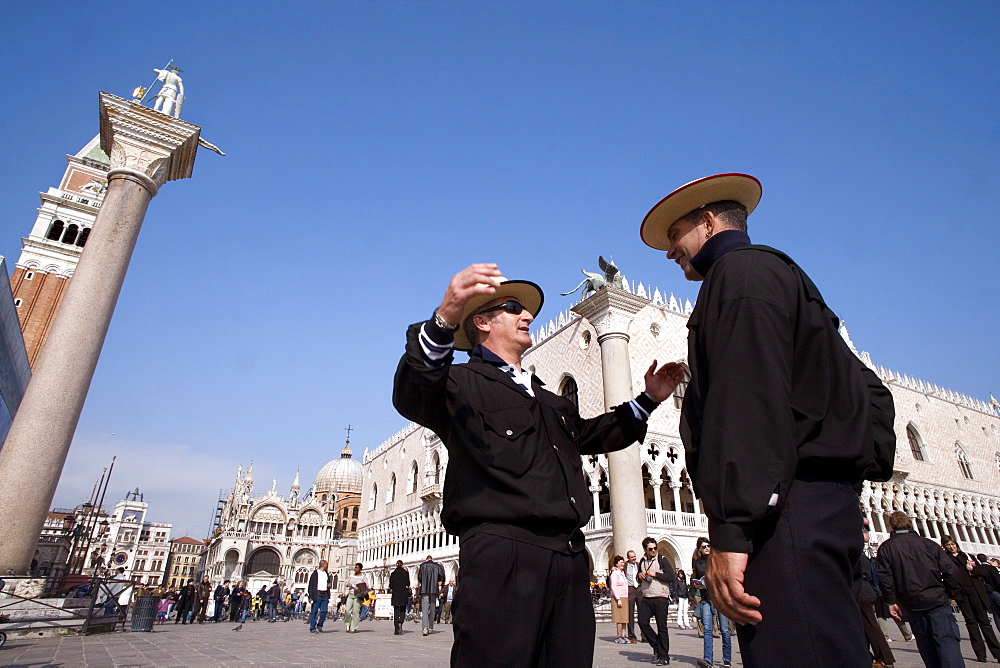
xmin=650 ymin=481 xmax=662 ymax=512
xmin=573 ymin=288 xmax=649 ymax=558
xmin=671 ymin=482 xmax=683 ymax=514
xmin=590 ymin=484 xmax=602 ymax=523
xmin=0 ymin=93 xmax=203 ymax=574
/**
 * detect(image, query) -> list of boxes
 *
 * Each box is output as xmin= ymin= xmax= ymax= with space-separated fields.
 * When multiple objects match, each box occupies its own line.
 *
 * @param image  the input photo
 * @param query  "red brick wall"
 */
xmin=9 ymin=266 xmax=70 ymax=369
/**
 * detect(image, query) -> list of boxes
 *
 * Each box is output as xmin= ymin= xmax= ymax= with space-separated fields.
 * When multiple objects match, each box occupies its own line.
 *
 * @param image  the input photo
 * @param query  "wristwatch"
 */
xmin=433 ymin=310 xmax=459 ymax=331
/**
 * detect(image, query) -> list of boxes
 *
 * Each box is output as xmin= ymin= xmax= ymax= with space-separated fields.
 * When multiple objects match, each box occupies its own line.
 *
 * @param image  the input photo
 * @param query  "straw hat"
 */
xmin=453 ymin=279 xmax=544 ymax=351
xmin=640 ymin=173 xmax=762 ymax=251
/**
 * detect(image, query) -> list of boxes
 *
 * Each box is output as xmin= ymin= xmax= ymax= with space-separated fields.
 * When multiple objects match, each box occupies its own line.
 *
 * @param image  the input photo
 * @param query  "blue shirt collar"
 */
xmin=689 ymin=229 xmax=752 ymax=278
xmin=470 ymin=344 xmax=506 ymax=366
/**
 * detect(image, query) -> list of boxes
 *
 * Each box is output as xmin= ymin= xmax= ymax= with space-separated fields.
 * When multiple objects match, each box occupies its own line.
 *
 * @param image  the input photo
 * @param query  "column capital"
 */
xmin=99 ymin=92 xmax=202 ymax=189
xmin=571 ymin=287 xmax=649 ymax=343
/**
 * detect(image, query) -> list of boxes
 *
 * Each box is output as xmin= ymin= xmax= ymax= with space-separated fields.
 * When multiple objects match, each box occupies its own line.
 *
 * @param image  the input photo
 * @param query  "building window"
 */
xmin=77 ymin=227 xmax=91 ymax=247
xmin=13 ymin=299 xmax=21 ymax=308
xmin=956 ymin=444 xmax=974 ymax=479
xmin=350 ymin=521 xmax=357 ymax=532
xmin=387 ymin=474 xmax=396 ymax=503
xmin=352 ymin=506 xmax=358 ymax=519
xmin=46 ymin=220 xmax=65 ymax=241
xmin=62 ymin=224 xmax=79 ymax=245
xmin=431 ymin=452 xmax=441 ymax=485
xmin=369 ymin=483 xmax=377 ymax=511
xmin=24 ymin=271 xmax=34 ymax=281
xmin=907 ymin=424 xmax=926 ymax=462
xmin=408 ymin=461 xmax=419 ymax=494
xmin=559 ymin=376 xmax=579 ymax=409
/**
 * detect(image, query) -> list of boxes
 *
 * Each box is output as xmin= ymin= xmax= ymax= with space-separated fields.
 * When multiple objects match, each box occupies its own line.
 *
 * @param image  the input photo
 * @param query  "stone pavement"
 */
xmin=0 ymin=612 xmax=972 ymax=667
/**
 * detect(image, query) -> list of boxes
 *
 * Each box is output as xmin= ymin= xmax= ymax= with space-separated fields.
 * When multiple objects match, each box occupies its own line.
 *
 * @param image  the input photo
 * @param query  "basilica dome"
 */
xmin=313 ymin=441 xmax=363 ymax=494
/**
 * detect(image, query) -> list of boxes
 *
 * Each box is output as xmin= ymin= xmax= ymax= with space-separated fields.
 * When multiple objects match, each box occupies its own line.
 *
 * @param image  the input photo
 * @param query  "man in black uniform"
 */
xmin=876 ymin=511 xmax=965 ymax=667
xmin=393 ymin=263 xmax=684 ymax=667
xmin=640 ymin=174 xmax=896 ymax=666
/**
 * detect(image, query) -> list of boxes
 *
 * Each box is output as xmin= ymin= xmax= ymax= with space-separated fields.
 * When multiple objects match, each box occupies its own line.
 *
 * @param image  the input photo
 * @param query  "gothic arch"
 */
xmin=246 ymin=547 xmax=282 ymax=576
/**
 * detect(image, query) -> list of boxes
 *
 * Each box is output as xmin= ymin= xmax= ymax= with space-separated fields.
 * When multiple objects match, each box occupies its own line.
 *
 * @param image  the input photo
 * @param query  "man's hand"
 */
xmin=643 ymin=361 xmax=686 ymax=403
xmin=437 ymin=264 xmax=503 ymax=326
xmin=706 ymin=549 xmax=762 ymax=625
xmin=889 ymin=603 xmax=902 ymax=621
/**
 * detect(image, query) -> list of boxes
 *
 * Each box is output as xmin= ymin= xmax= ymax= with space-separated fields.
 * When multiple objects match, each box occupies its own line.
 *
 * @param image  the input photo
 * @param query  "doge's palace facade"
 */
xmin=359 ymin=280 xmax=1000 ymax=584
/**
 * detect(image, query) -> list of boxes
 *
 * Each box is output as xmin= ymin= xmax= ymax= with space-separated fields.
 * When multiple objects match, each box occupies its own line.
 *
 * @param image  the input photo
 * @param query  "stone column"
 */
xmin=573 ymin=288 xmax=650 ymax=559
xmin=0 ymin=93 xmax=202 ymax=574
xmin=671 ymin=481 xmax=683 ymax=514
xmin=650 ymin=481 xmax=662 ymax=512
xmin=589 ymin=484 xmax=602 ymax=523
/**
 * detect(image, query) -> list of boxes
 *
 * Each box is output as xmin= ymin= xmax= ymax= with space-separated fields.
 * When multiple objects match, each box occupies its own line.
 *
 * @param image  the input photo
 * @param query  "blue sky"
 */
xmin=2 ymin=2 xmax=997 ymax=538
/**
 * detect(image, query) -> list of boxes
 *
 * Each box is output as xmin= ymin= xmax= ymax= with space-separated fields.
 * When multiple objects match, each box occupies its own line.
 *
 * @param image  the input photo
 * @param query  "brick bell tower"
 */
xmin=9 ymin=136 xmax=110 ymax=368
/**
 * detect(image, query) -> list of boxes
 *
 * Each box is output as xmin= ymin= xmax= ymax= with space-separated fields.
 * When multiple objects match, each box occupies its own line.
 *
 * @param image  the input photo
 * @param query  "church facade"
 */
xmin=358 ymin=281 xmax=1000 ymax=585
xmin=201 ymin=442 xmax=362 ymax=595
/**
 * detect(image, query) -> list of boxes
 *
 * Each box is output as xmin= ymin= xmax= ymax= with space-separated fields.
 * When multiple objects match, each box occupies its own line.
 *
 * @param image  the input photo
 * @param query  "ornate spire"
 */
xmin=290 ymin=469 xmax=300 ymax=498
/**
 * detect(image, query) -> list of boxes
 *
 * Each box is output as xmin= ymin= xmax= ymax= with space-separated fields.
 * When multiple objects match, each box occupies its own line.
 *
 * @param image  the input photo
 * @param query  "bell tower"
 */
xmin=9 ymin=136 xmax=110 ymax=367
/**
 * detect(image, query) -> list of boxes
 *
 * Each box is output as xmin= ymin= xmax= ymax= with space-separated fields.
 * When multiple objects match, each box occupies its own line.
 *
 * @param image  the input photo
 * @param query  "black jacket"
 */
xmin=875 ymin=529 xmax=963 ymax=612
xmin=682 ymin=242 xmax=895 ymax=553
xmin=388 ymin=566 xmax=411 ymax=607
xmin=418 ymin=559 xmax=445 ymax=596
xmin=946 ymin=550 xmax=991 ymax=609
xmin=393 ymin=321 xmax=652 ymax=553
xmin=307 ymin=569 xmax=332 ymax=600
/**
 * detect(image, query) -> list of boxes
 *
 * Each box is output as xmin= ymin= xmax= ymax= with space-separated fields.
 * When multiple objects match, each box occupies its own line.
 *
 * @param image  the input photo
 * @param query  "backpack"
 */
xmin=735 ymin=246 xmax=896 ymax=482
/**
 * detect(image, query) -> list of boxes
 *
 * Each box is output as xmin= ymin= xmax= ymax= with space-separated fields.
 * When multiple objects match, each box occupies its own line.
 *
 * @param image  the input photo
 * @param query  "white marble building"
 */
xmin=358 ymin=279 xmax=1000 ymax=584
xmin=201 ymin=443 xmax=362 ymax=594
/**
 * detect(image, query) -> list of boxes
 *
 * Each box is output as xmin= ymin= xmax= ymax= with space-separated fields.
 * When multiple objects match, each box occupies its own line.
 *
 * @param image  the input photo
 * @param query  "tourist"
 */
xmin=609 ymin=555 xmax=630 ymax=644
xmin=417 ymin=555 xmax=444 ymax=636
xmin=344 ymin=562 xmax=367 ymax=633
xmin=307 ymin=559 xmax=332 ymax=633
xmin=674 ymin=570 xmax=691 ymax=629
xmin=941 ymin=535 xmax=1000 ymax=662
xmin=637 ymin=538 xmax=676 ymax=666
xmin=389 ymin=560 xmax=411 ymax=635
xmin=876 ymin=512 xmax=964 ymax=667
xmin=692 ymin=541 xmax=731 ymax=668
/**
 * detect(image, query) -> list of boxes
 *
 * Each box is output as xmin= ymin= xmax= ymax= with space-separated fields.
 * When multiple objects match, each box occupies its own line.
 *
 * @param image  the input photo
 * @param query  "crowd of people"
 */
xmin=596 ymin=523 xmax=1000 ymax=668
xmin=143 ymin=557 xmax=460 ymax=637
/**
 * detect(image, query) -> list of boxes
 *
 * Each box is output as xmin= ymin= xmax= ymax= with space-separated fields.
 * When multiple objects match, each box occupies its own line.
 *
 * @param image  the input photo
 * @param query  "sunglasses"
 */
xmin=477 ymin=300 xmax=526 ymax=316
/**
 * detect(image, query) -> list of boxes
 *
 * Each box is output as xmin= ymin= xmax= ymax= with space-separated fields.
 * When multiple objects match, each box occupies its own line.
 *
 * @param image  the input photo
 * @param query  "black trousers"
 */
xmin=637 ymin=595 xmax=671 ymax=659
xmin=393 ymin=604 xmax=406 ymax=631
xmin=955 ymin=590 xmax=1000 ymax=661
xmin=735 ymin=478 xmax=869 ymax=667
xmin=450 ymin=532 xmax=594 ymax=668
xmin=859 ymin=591 xmax=895 ymax=665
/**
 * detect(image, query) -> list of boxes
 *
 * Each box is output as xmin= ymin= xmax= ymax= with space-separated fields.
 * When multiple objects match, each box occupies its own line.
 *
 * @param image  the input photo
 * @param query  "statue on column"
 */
xmin=151 ymin=66 xmax=185 ymax=118
xmin=561 ymin=256 xmax=627 ymax=297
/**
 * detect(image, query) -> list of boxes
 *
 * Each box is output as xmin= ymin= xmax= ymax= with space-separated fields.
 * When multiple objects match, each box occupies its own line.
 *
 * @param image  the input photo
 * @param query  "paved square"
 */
xmin=0 ymin=614 xmax=961 ymax=666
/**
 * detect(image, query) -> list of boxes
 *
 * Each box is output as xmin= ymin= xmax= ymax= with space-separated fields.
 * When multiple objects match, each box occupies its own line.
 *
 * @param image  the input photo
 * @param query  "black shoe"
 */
xmin=656 ymin=658 xmax=670 ymax=666
xmin=696 ymin=660 xmax=712 ymax=668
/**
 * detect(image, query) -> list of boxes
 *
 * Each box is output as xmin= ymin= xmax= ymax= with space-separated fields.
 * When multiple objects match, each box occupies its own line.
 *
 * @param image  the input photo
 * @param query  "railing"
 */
xmin=586 ymin=510 xmax=708 ymax=532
